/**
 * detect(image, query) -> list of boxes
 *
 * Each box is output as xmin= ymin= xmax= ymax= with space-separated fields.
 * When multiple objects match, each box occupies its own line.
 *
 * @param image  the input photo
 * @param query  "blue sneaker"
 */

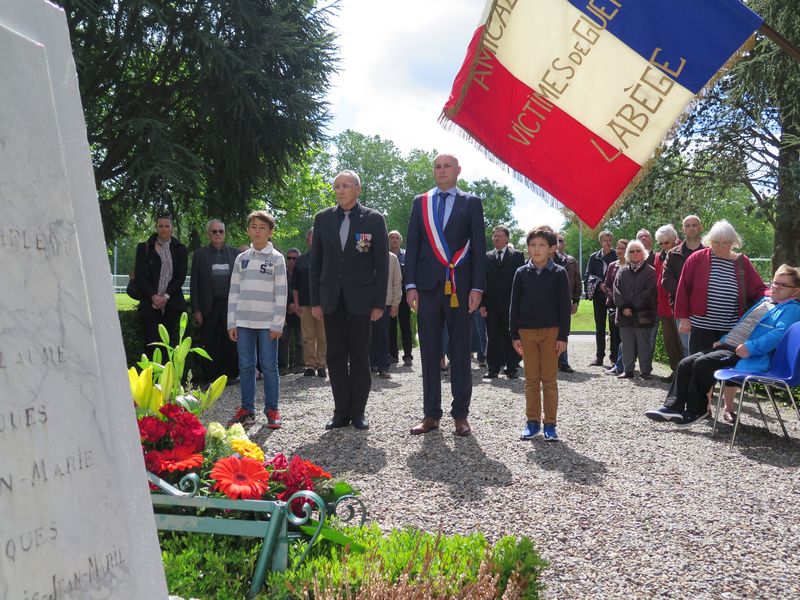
xmin=543 ymin=424 xmax=559 ymax=441
xmin=520 ymin=420 xmax=541 ymax=440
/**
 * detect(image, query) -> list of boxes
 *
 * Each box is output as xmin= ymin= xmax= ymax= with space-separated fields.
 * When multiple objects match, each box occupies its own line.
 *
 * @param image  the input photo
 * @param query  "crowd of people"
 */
xmin=128 ymin=154 xmax=799 ymax=441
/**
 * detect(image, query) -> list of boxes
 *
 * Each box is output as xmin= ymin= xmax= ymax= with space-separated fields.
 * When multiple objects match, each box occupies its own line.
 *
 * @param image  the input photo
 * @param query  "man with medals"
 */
xmin=310 ymin=170 xmax=389 ymax=430
xmin=405 ymin=154 xmax=487 ymax=436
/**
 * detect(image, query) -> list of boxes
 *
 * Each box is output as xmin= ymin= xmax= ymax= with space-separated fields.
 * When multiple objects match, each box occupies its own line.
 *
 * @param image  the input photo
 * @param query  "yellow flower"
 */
xmin=230 ymin=439 xmax=265 ymax=463
xmin=206 ymin=422 xmax=226 ymax=441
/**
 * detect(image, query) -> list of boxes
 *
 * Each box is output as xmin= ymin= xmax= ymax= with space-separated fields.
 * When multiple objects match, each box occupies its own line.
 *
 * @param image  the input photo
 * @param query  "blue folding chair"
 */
xmin=713 ymin=321 xmax=800 ymax=449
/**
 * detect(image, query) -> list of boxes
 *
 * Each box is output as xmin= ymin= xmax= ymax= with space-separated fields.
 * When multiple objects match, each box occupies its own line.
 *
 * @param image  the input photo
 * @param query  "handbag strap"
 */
xmin=735 ymin=255 xmax=747 ymax=316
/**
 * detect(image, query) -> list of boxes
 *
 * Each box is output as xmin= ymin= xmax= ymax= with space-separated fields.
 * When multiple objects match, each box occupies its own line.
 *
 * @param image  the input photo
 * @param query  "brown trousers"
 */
xmin=299 ymin=306 xmax=327 ymax=368
xmin=519 ymin=327 xmax=560 ymax=424
xmin=660 ymin=316 xmax=683 ymax=372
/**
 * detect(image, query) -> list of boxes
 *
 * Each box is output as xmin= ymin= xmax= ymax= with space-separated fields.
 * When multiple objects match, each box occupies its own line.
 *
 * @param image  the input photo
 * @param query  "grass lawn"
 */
xmin=571 ymin=300 xmax=596 ymax=333
xmin=116 ymin=294 xmax=138 ymax=310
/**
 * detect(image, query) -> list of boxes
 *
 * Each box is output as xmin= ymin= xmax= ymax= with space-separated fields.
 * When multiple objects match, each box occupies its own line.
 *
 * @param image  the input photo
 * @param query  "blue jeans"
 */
xmin=679 ymin=331 xmax=690 ymax=357
xmin=237 ymin=327 xmax=279 ymax=412
xmin=471 ymin=311 xmax=487 ymax=361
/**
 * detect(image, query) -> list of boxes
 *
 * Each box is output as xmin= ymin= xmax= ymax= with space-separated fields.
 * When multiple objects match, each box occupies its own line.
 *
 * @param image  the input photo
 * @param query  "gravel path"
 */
xmin=203 ymin=335 xmax=800 ymax=599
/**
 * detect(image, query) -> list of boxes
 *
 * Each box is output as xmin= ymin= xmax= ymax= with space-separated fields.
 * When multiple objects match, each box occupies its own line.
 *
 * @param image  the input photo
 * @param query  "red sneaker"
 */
xmin=266 ymin=409 xmax=282 ymax=429
xmin=226 ymin=407 xmax=255 ymax=427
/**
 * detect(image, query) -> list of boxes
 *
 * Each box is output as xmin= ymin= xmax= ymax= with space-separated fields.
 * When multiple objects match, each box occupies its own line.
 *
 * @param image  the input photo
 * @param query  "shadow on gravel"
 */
xmin=292 ymin=431 xmax=388 ymax=475
xmin=405 ymin=432 xmax=513 ymax=499
xmin=526 ymin=442 xmax=607 ymax=486
xmin=680 ymin=423 xmax=800 ymax=468
xmin=554 ymin=371 xmax=596 ymax=383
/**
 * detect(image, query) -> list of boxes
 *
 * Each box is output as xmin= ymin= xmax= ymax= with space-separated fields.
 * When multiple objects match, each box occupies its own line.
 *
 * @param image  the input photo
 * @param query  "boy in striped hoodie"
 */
xmin=226 ymin=211 xmax=288 ymax=429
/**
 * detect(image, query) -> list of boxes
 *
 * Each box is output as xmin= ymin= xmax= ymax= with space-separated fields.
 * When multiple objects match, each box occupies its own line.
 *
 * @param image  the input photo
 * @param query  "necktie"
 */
xmin=498 ymin=249 xmax=504 ymax=265
xmin=436 ymin=192 xmax=447 ymax=226
xmin=339 ymin=210 xmax=350 ymax=250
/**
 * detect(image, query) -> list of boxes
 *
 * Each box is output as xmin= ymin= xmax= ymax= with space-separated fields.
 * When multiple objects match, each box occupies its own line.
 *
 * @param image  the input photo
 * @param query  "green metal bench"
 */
xmin=148 ymin=472 xmax=331 ymax=599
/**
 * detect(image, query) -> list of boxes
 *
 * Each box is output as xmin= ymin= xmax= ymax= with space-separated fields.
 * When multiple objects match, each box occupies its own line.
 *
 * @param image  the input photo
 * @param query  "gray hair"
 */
xmin=286 ymin=247 xmax=301 ymax=255
xmin=333 ymin=170 xmax=361 ymax=186
xmin=655 ymin=224 xmax=678 ymax=243
xmin=206 ymin=219 xmax=224 ymax=233
xmin=703 ymin=219 xmax=742 ymax=249
xmin=598 ymin=229 xmax=613 ymax=242
xmin=625 ymin=239 xmax=649 ymax=262
xmin=388 ymin=230 xmax=403 ymax=239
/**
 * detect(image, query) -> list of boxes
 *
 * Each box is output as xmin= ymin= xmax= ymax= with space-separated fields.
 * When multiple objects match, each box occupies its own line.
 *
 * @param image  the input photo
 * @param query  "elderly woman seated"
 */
xmin=645 ymin=264 xmax=800 ymax=427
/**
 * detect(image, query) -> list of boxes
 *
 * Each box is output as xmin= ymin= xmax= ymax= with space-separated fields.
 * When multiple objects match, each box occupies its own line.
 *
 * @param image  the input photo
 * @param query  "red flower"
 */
xmin=302 ymin=459 xmax=332 ymax=480
xmin=211 ymin=456 xmax=271 ymax=500
xmin=147 ymin=445 xmax=203 ymax=474
xmin=267 ymin=453 xmax=289 ymax=470
xmin=138 ymin=416 xmax=168 ymax=445
xmin=159 ymin=403 xmax=184 ymax=420
xmin=144 ymin=450 xmax=165 ymax=474
xmin=169 ymin=411 xmax=206 ymax=453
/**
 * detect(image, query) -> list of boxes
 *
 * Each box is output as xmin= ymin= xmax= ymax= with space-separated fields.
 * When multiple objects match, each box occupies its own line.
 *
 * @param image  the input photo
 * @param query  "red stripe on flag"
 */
xmin=444 ymin=27 xmax=641 ymax=228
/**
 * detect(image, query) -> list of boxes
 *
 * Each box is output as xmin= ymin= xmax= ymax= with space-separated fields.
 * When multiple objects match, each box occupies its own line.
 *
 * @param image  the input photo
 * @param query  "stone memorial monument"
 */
xmin=0 ymin=1 xmax=168 ymax=597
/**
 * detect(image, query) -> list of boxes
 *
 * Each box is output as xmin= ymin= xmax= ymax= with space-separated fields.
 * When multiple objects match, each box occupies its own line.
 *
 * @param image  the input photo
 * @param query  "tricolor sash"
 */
xmin=421 ymin=188 xmax=470 ymax=308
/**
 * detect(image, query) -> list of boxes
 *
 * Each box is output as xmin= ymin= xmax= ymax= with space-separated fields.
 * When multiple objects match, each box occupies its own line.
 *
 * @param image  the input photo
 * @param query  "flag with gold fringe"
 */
xmin=441 ymin=0 xmax=763 ymax=227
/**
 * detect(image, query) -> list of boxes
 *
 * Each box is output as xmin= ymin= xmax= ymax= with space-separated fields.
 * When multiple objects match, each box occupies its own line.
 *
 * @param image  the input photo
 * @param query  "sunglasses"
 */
xmin=287 ymin=256 xmax=297 ymax=261
xmin=210 ymin=229 xmax=224 ymax=234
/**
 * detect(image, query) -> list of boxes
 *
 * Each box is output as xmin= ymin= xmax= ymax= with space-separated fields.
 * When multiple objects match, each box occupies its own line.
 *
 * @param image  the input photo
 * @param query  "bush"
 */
xmin=160 ymin=525 xmax=547 ymax=599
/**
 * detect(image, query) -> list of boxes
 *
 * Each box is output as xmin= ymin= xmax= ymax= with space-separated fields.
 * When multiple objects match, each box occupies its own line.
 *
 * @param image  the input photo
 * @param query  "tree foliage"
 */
xmin=647 ymin=0 xmax=800 ymax=268
xmin=330 ymin=130 xmax=518 ymax=246
xmin=60 ymin=0 xmax=339 ymax=241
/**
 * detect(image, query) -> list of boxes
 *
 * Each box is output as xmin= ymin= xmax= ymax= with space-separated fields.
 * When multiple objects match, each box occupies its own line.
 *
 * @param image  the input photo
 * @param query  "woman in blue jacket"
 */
xmin=645 ymin=264 xmax=800 ymax=427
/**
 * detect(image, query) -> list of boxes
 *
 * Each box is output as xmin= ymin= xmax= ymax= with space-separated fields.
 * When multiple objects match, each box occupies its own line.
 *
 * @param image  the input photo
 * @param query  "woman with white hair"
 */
xmin=674 ymin=219 xmax=767 ymax=355
xmin=612 ymin=240 xmax=658 ymax=379
xmin=654 ymin=224 xmax=682 ymax=377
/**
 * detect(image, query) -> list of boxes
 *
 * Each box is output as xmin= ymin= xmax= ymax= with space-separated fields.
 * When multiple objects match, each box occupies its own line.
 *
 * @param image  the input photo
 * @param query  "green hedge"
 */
xmin=160 ymin=524 xmax=547 ymax=599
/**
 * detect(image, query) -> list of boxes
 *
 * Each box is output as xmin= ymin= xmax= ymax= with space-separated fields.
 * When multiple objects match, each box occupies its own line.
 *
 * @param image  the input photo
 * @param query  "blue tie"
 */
xmin=437 ymin=192 xmax=447 ymax=227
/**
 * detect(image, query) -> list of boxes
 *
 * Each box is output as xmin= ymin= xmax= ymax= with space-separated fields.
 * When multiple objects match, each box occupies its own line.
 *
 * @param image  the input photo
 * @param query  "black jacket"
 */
xmin=190 ymin=243 xmax=239 ymax=315
xmin=481 ymin=247 xmax=525 ymax=313
xmin=612 ymin=263 xmax=657 ymax=328
xmin=134 ymin=234 xmax=188 ymax=311
xmin=309 ymin=202 xmax=389 ymax=316
xmin=583 ymin=249 xmax=615 ymax=299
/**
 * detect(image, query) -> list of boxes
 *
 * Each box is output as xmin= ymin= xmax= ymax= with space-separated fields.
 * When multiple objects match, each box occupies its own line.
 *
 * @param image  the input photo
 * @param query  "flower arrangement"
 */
xmin=129 ymin=316 xmax=364 ymax=554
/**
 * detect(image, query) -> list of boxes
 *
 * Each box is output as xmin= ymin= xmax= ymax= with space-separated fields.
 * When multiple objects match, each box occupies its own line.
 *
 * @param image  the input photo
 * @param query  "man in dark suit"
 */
xmin=480 ymin=225 xmax=525 ymax=379
xmin=310 ymin=170 xmax=389 ymax=431
xmin=405 ymin=153 xmax=486 ymax=437
xmin=190 ymin=219 xmax=239 ymax=382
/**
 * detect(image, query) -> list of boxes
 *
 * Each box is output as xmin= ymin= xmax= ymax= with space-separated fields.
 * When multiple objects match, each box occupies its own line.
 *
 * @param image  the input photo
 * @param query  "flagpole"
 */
xmin=759 ymin=23 xmax=800 ymax=64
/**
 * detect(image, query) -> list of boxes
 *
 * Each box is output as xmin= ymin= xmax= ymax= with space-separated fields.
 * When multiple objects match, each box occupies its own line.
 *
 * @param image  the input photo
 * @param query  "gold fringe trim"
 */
xmin=444 ymin=0 xmax=499 ymax=119
xmin=440 ymin=27 xmax=758 ymax=232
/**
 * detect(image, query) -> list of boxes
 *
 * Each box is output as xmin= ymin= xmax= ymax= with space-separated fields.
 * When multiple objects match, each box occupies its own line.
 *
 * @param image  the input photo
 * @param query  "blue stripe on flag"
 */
xmin=567 ymin=0 xmax=763 ymax=93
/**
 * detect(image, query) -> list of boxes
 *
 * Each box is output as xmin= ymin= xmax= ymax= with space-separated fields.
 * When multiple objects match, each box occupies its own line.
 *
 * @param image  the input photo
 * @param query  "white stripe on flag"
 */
xmin=483 ymin=0 xmax=695 ymax=165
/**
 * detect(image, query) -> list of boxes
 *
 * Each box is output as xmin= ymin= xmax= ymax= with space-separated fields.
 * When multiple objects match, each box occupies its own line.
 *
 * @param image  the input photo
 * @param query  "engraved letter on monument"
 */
xmin=0 ymin=2 xmax=167 ymax=598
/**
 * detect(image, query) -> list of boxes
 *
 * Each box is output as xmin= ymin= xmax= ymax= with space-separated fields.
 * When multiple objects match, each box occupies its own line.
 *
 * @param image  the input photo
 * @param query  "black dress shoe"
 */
xmin=317 ymin=368 xmax=327 ymax=378
xmin=559 ymin=364 xmax=575 ymax=373
xmin=325 ymin=416 xmax=350 ymax=429
xmin=351 ymin=416 xmax=370 ymax=430
xmin=505 ymin=370 xmax=519 ymax=379
xmin=589 ymin=358 xmax=604 ymax=366
xmin=482 ymin=372 xmax=499 ymax=379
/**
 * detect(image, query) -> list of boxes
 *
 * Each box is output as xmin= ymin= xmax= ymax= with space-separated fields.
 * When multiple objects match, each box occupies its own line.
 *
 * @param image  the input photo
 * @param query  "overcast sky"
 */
xmin=323 ymin=0 xmax=565 ymax=231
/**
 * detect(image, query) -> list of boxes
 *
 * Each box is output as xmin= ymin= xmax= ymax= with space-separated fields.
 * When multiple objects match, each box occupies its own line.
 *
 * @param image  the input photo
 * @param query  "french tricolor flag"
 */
xmin=442 ymin=0 xmax=763 ymax=227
